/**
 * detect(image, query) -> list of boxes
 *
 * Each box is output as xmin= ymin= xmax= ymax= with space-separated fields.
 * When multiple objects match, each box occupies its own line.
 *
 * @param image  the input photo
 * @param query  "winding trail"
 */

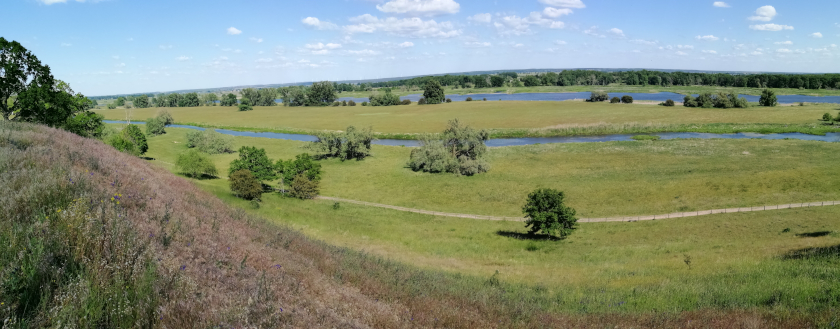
xmin=316 ymin=196 xmax=840 ymax=223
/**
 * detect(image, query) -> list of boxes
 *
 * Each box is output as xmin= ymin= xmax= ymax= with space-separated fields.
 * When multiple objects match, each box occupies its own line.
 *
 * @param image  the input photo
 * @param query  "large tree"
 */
xmin=307 ymin=81 xmax=337 ymax=106
xmin=523 ymin=188 xmax=578 ymax=238
xmin=1 ymin=37 xmax=56 ymax=121
xmin=422 ymin=80 xmax=445 ymax=105
xmin=229 ymin=146 xmax=276 ymax=182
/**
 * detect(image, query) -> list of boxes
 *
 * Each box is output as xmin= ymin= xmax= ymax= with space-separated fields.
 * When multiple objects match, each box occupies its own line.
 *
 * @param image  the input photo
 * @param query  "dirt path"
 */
xmin=316 ymin=196 xmax=840 ymax=223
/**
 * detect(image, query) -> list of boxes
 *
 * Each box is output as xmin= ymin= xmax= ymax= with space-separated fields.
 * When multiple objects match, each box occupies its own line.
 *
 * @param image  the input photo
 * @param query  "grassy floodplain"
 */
xmin=134 ymin=126 xmax=840 ymax=319
xmin=96 ymin=100 xmax=840 ymax=139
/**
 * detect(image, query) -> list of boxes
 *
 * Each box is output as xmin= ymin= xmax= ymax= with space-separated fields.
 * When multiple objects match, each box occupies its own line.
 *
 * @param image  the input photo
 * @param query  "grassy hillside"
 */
xmin=94 ymin=101 xmax=840 ymax=138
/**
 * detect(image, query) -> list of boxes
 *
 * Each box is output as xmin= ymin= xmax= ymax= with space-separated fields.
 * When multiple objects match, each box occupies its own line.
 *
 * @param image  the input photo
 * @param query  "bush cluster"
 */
xmin=145 ymin=110 xmax=174 ymax=136
xmin=401 ymin=99 xmax=412 ymax=105
xmin=368 ymin=89 xmax=402 ymax=106
xmin=186 ymin=128 xmax=235 ymax=154
xmin=348 ymin=100 xmax=357 ymax=106
xmin=229 ymin=169 xmax=263 ymax=200
xmin=418 ymin=98 xmax=427 ymax=105
xmin=466 ymin=97 xmax=473 ymax=102
xmin=683 ymin=93 xmax=748 ymax=109
xmin=176 ymin=149 xmax=218 ymax=178
xmin=588 ymin=91 xmax=609 ymax=102
xmin=408 ymin=119 xmax=490 ymax=176
xmin=610 ymin=97 xmax=620 ymax=104
xmin=108 ymin=124 xmax=148 ymax=156
xmin=660 ymin=99 xmax=676 ymax=107
xmin=621 ymin=95 xmax=634 ymax=104
xmin=310 ymin=126 xmax=374 ymax=161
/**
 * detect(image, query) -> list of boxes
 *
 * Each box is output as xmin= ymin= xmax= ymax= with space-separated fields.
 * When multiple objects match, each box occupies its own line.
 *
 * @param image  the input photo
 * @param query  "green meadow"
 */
xmin=136 ymin=126 xmax=840 ymax=314
xmin=96 ymin=100 xmax=840 ymax=138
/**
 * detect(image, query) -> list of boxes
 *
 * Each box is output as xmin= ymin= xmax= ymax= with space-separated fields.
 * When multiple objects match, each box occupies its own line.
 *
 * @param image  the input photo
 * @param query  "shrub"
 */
xmin=446 ymin=98 xmax=452 ymax=103
xmin=311 ymin=126 xmax=374 ymax=160
xmin=332 ymin=101 xmax=340 ymax=107
xmin=621 ymin=95 xmax=634 ymax=104
xmin=683 ymin=95 xmax=698 ymax=107
xmin=662 ymin=99 xmax=676 ymax=107
xmin=145 ymin=117 xmax=166 ymax=136
xmin=401 ymin=99 xmax=412 ymax=105
xmin=238 ymin=103 xmax=253 ymax=111
xmin=422 ymin=80 xmax=446 ymax=104
xmin=185 ymin=128 xmax=234 ymax=154
xmin=361 ymin=101 xmax=368 ymax=106
xmin=823 ymin=113 xmax=833 ymax=122
xmin=63 ymin=111 xmax=104 ymax=138
xmin=176 ymin=149 xmax=218 ymax=178
xmin=588 ymin=91 xmax=609 ymax=102
xmin=110 ymin=124 xmax=147 ymax=156
xmin=483 ymin=98 xmax=487 ymax=101
xmin=348 ymin=100 xmax=357 ymax=106
xmin=610 ymin=97 xmax=620 ymax=104
xmin=408 ymin=119 xmax=490 ymax=176
xmin=522 ymin=188 xmax=578 ymax=238
xmin=229 ymin=169 xmax=263 ymax=200
xmin=276 ymin=153 xmax=322 ymax=193
xmin=369 ymin=89 xmax=402 ymax=106
xmin=289 ymin=174 xmax=320 ymax=199
xmin=759 ymin=89 xmax=778 ymax=107
xmin=418 ymin=98 xmax=427 ymax=105
xmin=156 ymin=109 xmax=174 ymax=125
xmin=466 ymin=97 xmax=473 ymax=102
xmin=341 ymin=100 xmax=347 ymax=106
xmin=229 ymin=146 xmax=276 ymax=182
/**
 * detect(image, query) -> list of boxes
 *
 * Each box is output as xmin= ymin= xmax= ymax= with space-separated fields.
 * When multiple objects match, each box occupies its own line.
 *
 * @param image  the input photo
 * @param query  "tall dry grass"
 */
xmin=0 ymin=120 xmax=825 ymax=328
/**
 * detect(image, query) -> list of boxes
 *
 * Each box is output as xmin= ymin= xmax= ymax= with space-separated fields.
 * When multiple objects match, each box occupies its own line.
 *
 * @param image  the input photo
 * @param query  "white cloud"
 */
xmin=494 ymin=12 xmax=564 ymax=36
xmin=584 ymin=27 xmax=605 ymax=38
xmin=255 ymin=58 xmax=273 ymax=63
xmin=376 ymin=0 xmax=460 ymax=16
xmin=811 ymin=32 xmax=823 ymax=38
xmin=347 ymin=49 xmax=381 ymax=56
xmin=543 ymin=7 xmax=573 ymax=18
xmin=749 ymin=24 xmax=794 ymax=31
xmin=302 ymin=17 xmax=339 ymax=30
xmin=775 ymin=40 xmax=793 ymax=45
xmin=713 ymin=2 xmax=730 ymax=8
xmin=630 ymin=39 xmax=658 ymax=46
xmin=748 ymin=6 xmax=776 ymax=22
xmin=538 ymin=0 xmax=585 ymax=9
xmin=399 ymin=41 xmax=415 ymax=47
xmin=675 ymin=51 xmax=688 ymax=56
xmin=750 ymin=51 xmax=763 ymax=56
xmin=695 ymin=35 xmax=719 ymax=41
xmin=227 ymin=27 xmax=242 ymax=35
xmin=60 ymin=43 xmax=72 ymax=47
xmin=554 ymin=40 xmax=567 ymax=45
xmin=468 ymin=13 xmax=492 ymax=23
xmin=175 ymin=56 xmax=191 ymax=61
xmin=702 ymin=50 xmax=718 ymax=54
xmin=677 ymin=45 xmax=694 ymax=50
xmin=344 ymin=15 xmax=461 ymax=38
xmin=116 ymin=62 xmax=126 ymax=67
xmin=464 ymin=41 xmax=492 ymax=47
xmin=249 ymin=37 xmax=263 ymax=43
xmin=304 ymin=42 xmax=343 ymax=50
xmin=776 ymin=48 xmax=792 ymax=53
xmin=608 ymin=28 xmax=625 ymax=38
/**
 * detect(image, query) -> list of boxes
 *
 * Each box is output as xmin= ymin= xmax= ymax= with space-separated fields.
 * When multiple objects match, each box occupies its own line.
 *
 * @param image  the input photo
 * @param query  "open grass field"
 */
xmin=339 ymin=84 xmax=840 ymax=98
xmin=146 ymin=127 xmax=840 ymax=218
xmin=135 ymin=127 xmax=840 ymax=318
xmin=95 ymin=100 xmax=840 ymax=138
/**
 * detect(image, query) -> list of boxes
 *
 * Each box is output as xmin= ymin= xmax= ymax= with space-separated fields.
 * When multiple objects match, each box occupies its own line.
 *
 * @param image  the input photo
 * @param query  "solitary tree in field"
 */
xmin=307 ymin=81 xmax=338 ymax=106
xmin=522 ymin=188 xmax=578 ymax=238
xmin=759 ymin=89 xmax=778 ymax=107
xmin=422 ymin=80 xmax=446 ymax=104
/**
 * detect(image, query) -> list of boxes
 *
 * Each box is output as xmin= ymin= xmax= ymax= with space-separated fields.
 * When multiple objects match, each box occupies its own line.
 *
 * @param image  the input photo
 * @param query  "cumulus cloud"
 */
xmin=468 ymin=13 xmax=492 ymax=23
xmin=543 ymin=7 xmax=573 ymax=18
xmin=344 ymin=15 xmax=461 ymax=38
xmin=713 ymin=2 xmax=730 ymax=8
xmin=255 ymin=58 xmax=273 ymax=63
xmin=702 ymin=50 xmax=718 ymax=54
xmin=494 ymin=12 xmax=564 ymax=36
xmin=399 ymin=41 xmax=415 ymax=47
xmin=748 ymin=6 xmax=776 ymax=21
xmin=675 ymin=51 xmax=688 ymax=56
xmin=249 ymin=37 xmax=263 ymax=43
xmin=376 ymin=0 xmax=460 ymax=16
xmin=175 ymin=56 xmax=191 ymax=61
xmin=630 ymin=39 xmax=658 ymax=46
xmin=227 ymin=27 xmax=242 ymax=35
xmin=677 ymin=45 xmax=694 ymax=50
xmin=583 ymin=26 xmax=605 ymax=38
xmin=608 ymin=28 xmax=625 ymax=38
xmin=695 ymin=35 xmax=719 ymax=41
xmin=749 ymin=24 xmax=793 ymax=31
xmin=776 ymin=48 xmax=792 ymax=53
xmin=305 ymin=42 xmax=343 ymax=50
xmin=554 ymin=40 xmax=567 ymax=45
xmin=774 ymin=40 xmax=793 ymax=45
xmin=811 ymin=32 xmax=823 ymax=38
xmin=347 ymin=49 xmax=381 ymax=56
xmin=302 ymin=17 xmax=338 ymax=30
xmin=538 ymin=0 xmax=585 ymax=9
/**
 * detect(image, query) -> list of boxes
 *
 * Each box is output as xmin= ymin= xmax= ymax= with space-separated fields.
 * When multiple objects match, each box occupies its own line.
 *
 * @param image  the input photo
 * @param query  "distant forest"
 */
xmin=93 ymin=69 xmax=840 ymax=101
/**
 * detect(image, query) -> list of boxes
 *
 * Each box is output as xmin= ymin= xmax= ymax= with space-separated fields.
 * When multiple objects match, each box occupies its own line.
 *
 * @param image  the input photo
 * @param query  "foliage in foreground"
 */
xmin=409 ymin=119 xmax=490 ymax=176
xmin=310 ymin=126 xmax=374 ymax=161
xmin=186 ymin=128 xmax=234 ymax=154
xmin=523 ymin=189 xmax=578 ymax=238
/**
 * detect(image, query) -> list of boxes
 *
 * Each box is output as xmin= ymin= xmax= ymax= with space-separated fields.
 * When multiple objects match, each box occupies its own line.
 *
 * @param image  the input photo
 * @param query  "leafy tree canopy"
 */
xmin=229 ymin=146 xmax=276 ymax=182
xmin=422 ymin=80 xmax=445 ymax=104
xmin=523 ymin=188 xmax=578 ymax=238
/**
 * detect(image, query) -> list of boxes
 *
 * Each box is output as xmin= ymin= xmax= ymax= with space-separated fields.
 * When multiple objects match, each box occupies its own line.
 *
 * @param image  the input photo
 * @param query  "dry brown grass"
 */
xmin=0 ymin=121 xmax=825 ymax=328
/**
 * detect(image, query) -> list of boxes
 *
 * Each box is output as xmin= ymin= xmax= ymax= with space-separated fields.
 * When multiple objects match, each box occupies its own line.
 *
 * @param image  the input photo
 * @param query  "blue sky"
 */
xmin=2 ymin=0 xmax=839 ymax=96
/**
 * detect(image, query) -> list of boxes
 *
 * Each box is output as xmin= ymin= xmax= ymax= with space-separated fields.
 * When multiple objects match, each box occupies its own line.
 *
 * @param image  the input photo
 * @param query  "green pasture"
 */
xmin=96 ymin=100 xmax=840 ymax=138
xmin=139 ymin=128 xmax=840 ymax=313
